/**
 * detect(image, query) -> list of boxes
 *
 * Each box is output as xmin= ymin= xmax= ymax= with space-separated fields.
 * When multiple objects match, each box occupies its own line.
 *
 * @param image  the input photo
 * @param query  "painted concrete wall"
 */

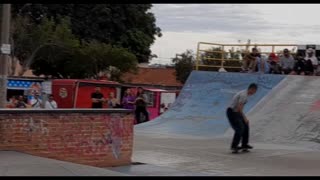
xmin=136 ymin=71 xmax=285 ymax=137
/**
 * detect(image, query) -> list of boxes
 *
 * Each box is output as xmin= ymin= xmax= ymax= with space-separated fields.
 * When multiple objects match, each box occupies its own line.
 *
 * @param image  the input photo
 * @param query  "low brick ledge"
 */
xmin=0 ymin=108 xmax=133 ymax=114
xmin=0 ymin=108 xmax=134 ymax=167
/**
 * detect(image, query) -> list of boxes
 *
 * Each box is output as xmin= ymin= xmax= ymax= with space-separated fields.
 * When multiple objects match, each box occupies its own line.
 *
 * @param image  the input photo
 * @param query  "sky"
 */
xmin=150 ymin=4 xmax=320 ymax=64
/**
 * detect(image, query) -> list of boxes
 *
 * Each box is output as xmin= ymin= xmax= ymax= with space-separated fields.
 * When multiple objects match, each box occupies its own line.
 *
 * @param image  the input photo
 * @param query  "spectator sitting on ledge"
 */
xmin=293 ymin=52 xmax=306 ymax=75
xmin=279 ymin=49 xmax=295 ymax=75
xmin=304 ymin=48 xmax=318 ymax=75
xmin=268 ymin=53 xmax=280 ymax=74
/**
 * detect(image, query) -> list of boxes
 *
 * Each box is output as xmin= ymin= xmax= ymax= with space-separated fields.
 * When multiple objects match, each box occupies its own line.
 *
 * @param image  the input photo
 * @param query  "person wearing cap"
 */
xmin=268 ymin=53 xmax=280 ymax=74
xmin=304 ymin=48 xmax=318 ymax=75
xmin=30 ymin=92 xmax=43 ymax=109
xmin=279 ymin=49 xmax=295 ymax=74
xmin=293 ymin=52 xmax=306 ymax=75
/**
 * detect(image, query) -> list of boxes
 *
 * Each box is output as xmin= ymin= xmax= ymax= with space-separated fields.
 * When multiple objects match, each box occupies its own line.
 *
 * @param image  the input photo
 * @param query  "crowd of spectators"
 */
xmin=241 ymin=47 xmax=320 ymax=76
xmin=6 ymin=93 xmax=58 ymax=109
xmin=91 ymin=87 xmax=149 ymax=124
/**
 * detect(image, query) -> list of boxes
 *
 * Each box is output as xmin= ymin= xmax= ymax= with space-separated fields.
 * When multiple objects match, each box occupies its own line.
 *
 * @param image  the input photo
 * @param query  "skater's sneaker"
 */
xmin=231 ymin=147 xmax=242 ymax=153
xmin=242 ymin=148 xmax=250 ymax=153
xmin=241 ymin=144 xmax=253 ymax=149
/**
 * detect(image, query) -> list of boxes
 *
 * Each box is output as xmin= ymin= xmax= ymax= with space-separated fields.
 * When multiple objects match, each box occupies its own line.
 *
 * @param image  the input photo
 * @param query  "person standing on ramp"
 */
xmin=226 ymin=83 xmax=258 ymax=153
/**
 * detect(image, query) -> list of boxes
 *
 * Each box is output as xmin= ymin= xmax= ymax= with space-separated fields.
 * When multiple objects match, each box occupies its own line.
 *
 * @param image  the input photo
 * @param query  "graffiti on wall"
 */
xmin=1 ymin=114 xmax=131 ymax=160
xmin=1 ymin=117 xmax=49 ymax=136
xmin=24 ymin=117 xmax=49 ymax=136
xmin=46 ymin=114 xmax=128 ymax=159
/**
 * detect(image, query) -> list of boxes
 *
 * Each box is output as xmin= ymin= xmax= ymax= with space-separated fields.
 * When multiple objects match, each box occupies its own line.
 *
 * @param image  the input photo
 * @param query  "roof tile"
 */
xmin=122 ymin=67 xmax=182 ymax=87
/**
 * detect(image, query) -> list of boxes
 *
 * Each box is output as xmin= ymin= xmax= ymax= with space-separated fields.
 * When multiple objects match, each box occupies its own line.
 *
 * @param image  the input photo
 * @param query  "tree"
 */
xmin=12 ymin=4 xmax=162 ymax=63
xmin=201 ymin=47 xmax=225 ymax=66
xmin=12 ymin=15 xmax=138 ymax=79
xmin=13 ymin=16 xmax=80 ymax=77
xmin=29 ymin=16 xmax=81 ymax=78
xmin=172 ymin=50 xmax=195 ymax=84
xmin=10 ymin=15 xmax=35 ymax=76
xmin=74 ymin=41 xmax=138 ymax=80
xmin=228 ymin=47 xmax=241 ymax=60
xmin=200 ymin=47 xmax=242 ymax=72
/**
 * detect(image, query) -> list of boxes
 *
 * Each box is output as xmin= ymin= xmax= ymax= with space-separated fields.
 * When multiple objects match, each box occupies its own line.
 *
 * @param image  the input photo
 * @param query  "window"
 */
xmin=145 ymin=91 xmax=155 ymax=107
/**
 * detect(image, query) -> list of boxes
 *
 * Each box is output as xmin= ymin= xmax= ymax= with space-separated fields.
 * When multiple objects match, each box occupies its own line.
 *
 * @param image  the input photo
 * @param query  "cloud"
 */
xmin=150 ymin=4 xmax=320 ymax=64
xmin=152 ymin=4 xmax=270 ymax=33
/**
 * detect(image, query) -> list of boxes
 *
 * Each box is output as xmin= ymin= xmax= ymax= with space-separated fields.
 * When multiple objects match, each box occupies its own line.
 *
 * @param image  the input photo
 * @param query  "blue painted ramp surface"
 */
xmin=136 ymin=71 xmax=285 ymax=137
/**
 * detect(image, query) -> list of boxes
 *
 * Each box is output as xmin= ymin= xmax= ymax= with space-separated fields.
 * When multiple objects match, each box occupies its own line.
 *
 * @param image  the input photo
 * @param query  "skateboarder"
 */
xmin=226 ymin=83 xmax=258 ymax=153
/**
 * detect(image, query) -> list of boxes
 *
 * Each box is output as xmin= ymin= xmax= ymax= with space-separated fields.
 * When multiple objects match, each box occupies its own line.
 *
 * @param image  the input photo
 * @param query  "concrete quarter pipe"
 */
xmin=137 ymin=71 xmax=320 ymax=148
xmin=136 ymin=71 xmax=285 ymax=138
xmin=249 ymin=75 xmax=320 ymax=149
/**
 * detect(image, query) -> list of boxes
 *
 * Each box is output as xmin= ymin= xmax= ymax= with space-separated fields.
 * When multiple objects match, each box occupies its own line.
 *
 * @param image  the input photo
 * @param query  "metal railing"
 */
xmin=195 ymin=42 xmax=298 ymax=71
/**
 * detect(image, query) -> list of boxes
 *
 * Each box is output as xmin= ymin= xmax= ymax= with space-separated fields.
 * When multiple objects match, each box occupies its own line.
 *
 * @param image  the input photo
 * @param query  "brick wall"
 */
xmin=0 ymin=109 xmax=134 ymax=167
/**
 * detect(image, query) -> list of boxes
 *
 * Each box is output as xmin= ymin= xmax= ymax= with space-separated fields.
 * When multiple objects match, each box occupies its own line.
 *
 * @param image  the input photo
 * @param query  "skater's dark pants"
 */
xmin=135 ymin=106 xmax=149 ymax=124
xmin=226 ymin=108 xmax=249 ymax=149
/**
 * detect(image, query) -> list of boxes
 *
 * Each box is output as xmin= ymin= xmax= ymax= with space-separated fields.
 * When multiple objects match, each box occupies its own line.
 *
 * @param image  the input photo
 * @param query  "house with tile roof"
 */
xmin=121 ymin=66 xmax=183 ymax=90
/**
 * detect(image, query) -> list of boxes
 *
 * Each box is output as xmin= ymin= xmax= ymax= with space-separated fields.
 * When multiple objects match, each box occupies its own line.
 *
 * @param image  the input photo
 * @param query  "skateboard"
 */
xmin=242 ymin=148 xmax=250 ymax=153
xmin=231 ymin=148 xmax=250 ymax=154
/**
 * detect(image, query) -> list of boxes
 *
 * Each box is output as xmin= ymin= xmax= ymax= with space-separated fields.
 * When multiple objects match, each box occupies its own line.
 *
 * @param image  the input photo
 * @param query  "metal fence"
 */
xmin=195 ymin=42 xmax=298 ymax=71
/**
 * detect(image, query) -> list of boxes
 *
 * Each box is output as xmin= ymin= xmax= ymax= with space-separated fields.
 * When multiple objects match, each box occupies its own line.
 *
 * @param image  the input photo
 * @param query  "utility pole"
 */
xmin=0 ymin=4 xmax=11 ymax=108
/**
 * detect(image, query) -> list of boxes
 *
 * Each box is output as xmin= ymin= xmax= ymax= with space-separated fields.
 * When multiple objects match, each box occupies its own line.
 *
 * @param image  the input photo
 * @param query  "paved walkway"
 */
xmin=0 ymin=151 xmax=126 ymax=176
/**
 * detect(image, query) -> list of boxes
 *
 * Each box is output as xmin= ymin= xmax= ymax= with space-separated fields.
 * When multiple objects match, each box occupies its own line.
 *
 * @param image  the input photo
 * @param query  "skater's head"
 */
xmin=247 ymin=83 xmax=258 ymax=96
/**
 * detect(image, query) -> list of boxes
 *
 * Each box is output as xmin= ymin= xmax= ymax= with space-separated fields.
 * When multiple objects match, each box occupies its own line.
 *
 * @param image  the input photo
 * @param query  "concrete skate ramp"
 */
xmin=135 ymin=71 xmax=285 ymax=137
xmin=248 ymin=75 xmax=320 ymax=149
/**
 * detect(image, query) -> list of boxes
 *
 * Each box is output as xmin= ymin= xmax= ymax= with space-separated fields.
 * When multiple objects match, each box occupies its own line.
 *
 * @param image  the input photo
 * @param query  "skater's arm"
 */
xmin=242 ymin=113 xmax=249 ymax=124
xmin=236 ymin=102 xmax=244 ymax=113
xmin=237 ymin=103 xmax=249 ymax=124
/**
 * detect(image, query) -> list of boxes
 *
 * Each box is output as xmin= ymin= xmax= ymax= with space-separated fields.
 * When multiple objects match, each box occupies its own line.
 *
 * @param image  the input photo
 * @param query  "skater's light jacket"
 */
xmin=229 ymin=90 xmax=248 ymax=112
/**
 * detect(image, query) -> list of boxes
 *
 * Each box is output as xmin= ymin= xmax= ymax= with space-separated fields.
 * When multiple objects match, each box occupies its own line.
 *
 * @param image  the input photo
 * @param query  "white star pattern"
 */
xmin=7 ymin=80 xmax=40 ymax=89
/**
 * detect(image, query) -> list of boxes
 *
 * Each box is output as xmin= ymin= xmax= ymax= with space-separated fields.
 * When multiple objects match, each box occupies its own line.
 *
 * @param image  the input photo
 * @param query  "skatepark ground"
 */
xmin=130 ymin=133 xmax=320 ymax=176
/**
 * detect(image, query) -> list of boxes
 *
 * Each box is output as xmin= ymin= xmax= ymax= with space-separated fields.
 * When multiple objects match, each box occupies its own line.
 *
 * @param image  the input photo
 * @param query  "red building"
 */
xmin=52 ymin=79 xmax=121 ymax=108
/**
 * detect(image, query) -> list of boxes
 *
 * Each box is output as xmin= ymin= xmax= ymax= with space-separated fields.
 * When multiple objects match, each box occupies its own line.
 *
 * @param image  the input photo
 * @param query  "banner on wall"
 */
xmin=7 ymin=80 xmax=42 ymax=103
xmin=160 ymin=93 xmax=176 ymax=113
xmin=42 ymin=81 xmax=52 ymax=94
xmin=7 ymin=80 xmax=42 ymax=93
